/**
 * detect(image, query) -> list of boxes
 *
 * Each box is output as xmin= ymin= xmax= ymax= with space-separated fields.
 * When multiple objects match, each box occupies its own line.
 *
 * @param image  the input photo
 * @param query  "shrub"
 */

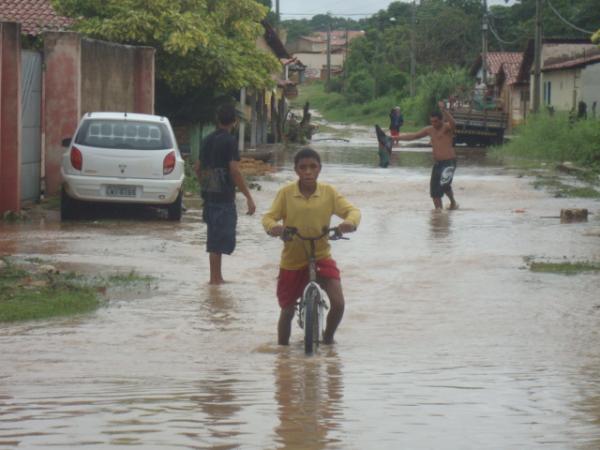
xmin=498 ymin=112 xmax=600 ymax=168
xmin=344 ymin=69 xmax=375 ymax=103
xmin=325 ymin=78 xmax=344 ymax=93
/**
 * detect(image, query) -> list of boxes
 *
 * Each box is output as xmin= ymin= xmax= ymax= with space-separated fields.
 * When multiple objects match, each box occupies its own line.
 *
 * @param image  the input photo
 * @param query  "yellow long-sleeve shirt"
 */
xmin=262 ymin=181 xmax=361 ymax=270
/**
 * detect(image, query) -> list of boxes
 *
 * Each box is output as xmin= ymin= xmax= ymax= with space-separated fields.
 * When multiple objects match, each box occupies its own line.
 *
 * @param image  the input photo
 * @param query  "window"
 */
xmin=543 ymin=81 xmax=552 ymax=105
xmin=76 ymin=119 xmax=173 ymax=150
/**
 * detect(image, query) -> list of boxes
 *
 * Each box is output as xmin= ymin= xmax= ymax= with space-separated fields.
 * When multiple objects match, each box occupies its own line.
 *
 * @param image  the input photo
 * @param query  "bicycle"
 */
xmin=282 ymin=226 xmax=347 ymax=354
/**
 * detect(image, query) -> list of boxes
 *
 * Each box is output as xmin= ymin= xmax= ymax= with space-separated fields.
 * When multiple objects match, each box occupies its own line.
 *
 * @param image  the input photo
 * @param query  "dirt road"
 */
xmin=1 ymin=140 xmax=600 ymax=449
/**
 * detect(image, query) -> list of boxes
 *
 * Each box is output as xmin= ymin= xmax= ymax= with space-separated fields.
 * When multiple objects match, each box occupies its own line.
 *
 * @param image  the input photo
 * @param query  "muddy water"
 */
xmin=2 ymin=140 xmax=600 ymax=449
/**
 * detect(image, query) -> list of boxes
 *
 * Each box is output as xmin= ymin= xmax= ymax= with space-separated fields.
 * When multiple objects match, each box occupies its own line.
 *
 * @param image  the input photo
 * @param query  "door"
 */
xmin=21 ymin=50 xmax=42 ymax=202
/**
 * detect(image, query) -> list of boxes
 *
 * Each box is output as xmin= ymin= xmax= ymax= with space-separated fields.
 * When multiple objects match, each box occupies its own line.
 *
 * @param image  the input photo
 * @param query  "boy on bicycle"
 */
xmin=262 ymin=148 xmax=361 ymax=345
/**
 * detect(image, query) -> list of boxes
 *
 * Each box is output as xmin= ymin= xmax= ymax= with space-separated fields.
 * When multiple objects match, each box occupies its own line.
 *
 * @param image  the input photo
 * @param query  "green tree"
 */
xmin=51 ymin=0 xmax=280 ymax=95
xmin=282 ymin=15 xmax=361 ymax=42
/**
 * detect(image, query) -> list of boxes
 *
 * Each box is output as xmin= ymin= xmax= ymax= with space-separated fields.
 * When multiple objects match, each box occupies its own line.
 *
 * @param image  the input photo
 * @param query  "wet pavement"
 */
xmin=1 ymin=136 xmax=600 ymax=449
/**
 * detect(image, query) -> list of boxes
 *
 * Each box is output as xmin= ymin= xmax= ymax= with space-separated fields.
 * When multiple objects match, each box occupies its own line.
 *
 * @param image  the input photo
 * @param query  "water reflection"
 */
xmin=429 ymin=210 xmax=452 ymax=240
xmin=201 ymin=286 xmax=237 ymax=330
xmin=274 ymin=350 xmax=344 ymax=449
xmin=192 ymin=372 xmax=242 ymax=445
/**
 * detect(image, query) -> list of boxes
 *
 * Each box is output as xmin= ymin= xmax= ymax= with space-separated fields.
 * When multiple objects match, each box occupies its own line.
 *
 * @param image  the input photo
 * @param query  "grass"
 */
xmin=528 ymin=260 xmax=600 ymax=275
xmin=533 ymin=176 xmax=600 ymax=198
xmin=183 ymin=159 xmax=200 ymax=194
xmin=495 ymin=112 xmax=600 ymax=170
xmin=106 ymin=270 xmax=154 ymax=285
xmin=0 ymin=259 xmax=154 ymax=323
xmin=0 ymin=261 xmax=100 ymax=322
xmin=293 ymin=82 xmax=420 ymax=130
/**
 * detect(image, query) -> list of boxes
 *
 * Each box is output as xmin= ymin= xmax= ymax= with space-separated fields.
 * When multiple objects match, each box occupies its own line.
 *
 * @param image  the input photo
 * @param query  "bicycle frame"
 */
xmin=282 ymin=227 xmax=345 ymax=353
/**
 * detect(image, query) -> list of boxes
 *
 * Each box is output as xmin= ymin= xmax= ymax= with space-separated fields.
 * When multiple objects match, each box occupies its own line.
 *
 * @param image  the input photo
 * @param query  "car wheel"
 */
xmin=167 ymin=191 xmax=183 ymax=221
xmin=60 ymin=186 xmax=79 ymax=221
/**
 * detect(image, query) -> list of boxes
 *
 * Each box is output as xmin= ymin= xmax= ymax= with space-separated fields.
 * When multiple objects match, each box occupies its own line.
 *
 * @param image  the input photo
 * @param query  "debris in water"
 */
xmin=560 ymin=208 xmax=588 ymax=223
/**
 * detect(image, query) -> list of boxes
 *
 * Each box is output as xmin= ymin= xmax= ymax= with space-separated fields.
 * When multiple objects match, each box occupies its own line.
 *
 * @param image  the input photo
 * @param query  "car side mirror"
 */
xmin=61 ymin=137 xmax=72 ymax=147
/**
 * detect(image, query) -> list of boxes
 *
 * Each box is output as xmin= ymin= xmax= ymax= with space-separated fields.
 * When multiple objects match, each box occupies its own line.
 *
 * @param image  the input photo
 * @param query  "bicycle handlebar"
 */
xmin=282 ymin=226 xmax=348 ymax=242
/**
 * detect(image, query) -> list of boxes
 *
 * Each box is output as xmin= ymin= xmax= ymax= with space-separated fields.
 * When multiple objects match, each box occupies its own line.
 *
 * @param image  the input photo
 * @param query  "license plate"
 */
xmin=106 ymin=185 xmax=137 ymax=197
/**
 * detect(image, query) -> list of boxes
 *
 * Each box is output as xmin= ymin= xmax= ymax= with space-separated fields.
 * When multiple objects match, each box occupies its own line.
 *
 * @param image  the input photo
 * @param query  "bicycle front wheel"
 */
xmin=303 ymin=284 xmax=321 ymax=354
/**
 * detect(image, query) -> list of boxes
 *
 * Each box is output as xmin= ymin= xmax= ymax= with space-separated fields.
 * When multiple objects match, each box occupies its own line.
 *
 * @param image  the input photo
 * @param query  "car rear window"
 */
xmin=75 ymin=119 xmax=173 ymax=150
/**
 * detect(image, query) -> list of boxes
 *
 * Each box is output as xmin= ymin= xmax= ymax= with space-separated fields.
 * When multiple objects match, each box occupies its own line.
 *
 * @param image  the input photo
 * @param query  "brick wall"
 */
xmin=0 ymin=22 xmax=21 ymax=214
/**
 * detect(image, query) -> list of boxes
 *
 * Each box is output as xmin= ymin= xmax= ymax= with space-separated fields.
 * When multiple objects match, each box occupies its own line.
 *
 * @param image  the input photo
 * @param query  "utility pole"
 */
xmin=532 ymin=0 xmax=543 ymax=113
xmin=276 ymin=0 xmax=280 ymax=25
xmin=326 ymin=15 xmax=332 ymax=82
xmin=482 ymin=0 xmax=488 ymax=85
xmin=410 ymin=0 xmax=416 ymax=97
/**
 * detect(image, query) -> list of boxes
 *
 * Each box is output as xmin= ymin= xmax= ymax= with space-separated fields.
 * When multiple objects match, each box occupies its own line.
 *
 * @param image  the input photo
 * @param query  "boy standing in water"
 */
xmin=394 ymin=101 xmax=459 ymax=210
xmin=389 ymin=106 xmax=404 ymax=138
xmin=194 ymin=104 xmax=256 ymax=285
xmin=262 ymin=148 xmax=361 ymax=345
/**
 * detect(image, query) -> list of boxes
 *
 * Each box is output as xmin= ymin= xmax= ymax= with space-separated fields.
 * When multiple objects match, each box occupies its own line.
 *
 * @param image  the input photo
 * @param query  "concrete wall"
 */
xmin=531 ymin=62 xmax=600 ymax=114
xmin=81 ymin=39 xmax=135 ymax=113
xmin=293 ymin=52 xmax=344 ymax=78
xmin=542 ymin=69 xmax=579 ymax=111
xmin=288 ymin=39 xmax=326 ymax=53
xmin=43 ymin=32 xmax=81 ymax=197
xmin=43 ymin=33 xmax=155 ymax=195
xmin=0 ymin=22 xmax=22 ymax=214
xmin=542 ymin=43 xmax=598 ymax=64
xmin=80 ymin=39 xmax=155 ymax=114
xmin=581 ymin=62 xmax=600 ymax=114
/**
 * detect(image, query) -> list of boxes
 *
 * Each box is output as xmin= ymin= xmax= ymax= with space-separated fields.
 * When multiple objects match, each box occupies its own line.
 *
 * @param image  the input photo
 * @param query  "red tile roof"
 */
xmin=470 ymin=52 xmax=523 ymax=77
xmin=300 ymin=30 xmax=364 ymax=47
xmin=486 ymin=52 xmax=523 ymax=75
xmin=498 ymin=60 xmax=523 ymax=86
xmin=0 ymin=0 xmax=73 ymax=35
xmin=542 ymin=52 xmax=600 ymax=72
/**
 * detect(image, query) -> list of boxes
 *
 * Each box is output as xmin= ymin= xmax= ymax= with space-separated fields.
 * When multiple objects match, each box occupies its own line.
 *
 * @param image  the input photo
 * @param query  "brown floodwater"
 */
xmin=1 ymin=140 xmax=600 ymax=449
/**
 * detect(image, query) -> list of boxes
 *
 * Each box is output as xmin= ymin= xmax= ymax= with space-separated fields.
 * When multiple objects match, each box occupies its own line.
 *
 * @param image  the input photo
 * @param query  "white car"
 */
xmin=60 ymin=112 xmax=185 ymax=221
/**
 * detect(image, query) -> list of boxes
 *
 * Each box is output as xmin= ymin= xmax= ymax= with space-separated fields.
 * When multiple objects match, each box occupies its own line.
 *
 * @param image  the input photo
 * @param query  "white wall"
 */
xmin=581 ymin=62 xmax=600 ymax=115
xmin=531 ymin=62 xmax=600 ymax=113
xmin=293 ymin=52 xmax=345 ymax=78
xmin=542 ymin=69 xmax=579 ymax=111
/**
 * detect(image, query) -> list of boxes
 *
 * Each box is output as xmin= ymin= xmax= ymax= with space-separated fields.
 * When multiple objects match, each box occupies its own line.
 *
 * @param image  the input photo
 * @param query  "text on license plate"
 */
xmin=106 ymin=185 xmax=137 ymax=197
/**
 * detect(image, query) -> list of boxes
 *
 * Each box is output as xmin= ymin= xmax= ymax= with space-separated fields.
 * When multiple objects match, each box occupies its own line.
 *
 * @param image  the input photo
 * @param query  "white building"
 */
xmin=520 ymin=38 xmax=600 ymax=113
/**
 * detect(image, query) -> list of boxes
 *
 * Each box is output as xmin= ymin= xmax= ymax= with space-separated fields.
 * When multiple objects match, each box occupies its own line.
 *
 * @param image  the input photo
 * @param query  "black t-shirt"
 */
xmin=200 ymin=129 xmax=240 ymax=203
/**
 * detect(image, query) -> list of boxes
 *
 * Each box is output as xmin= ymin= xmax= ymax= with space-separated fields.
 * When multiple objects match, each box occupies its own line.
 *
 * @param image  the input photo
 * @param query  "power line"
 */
xmin=488 ymin=18 xmax=520 ymax=45
xmin=546 ymin=0 xmax=595 ymax=35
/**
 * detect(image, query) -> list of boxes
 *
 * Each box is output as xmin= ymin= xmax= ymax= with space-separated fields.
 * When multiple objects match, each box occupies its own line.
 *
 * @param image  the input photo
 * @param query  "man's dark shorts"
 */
xmin=430 ymin=159 xmax=457 ymax=198
xmin=203 ymin=202 xmax=237 ymax=255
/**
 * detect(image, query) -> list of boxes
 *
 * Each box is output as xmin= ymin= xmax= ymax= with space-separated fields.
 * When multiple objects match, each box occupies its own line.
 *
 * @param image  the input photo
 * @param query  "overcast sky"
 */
xmin=279 ymin=0 xmax=516 ymax=18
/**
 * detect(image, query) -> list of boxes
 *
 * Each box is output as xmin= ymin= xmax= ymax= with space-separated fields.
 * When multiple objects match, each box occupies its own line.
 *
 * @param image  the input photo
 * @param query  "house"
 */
xmin=519 ymin=38 xmax=600 ymax=113
xmin=541 ymin=53 xmax=600 ymax=115
xmin=287 ymin=30 xmax=364 ymax=80
xmin=236 ymin=20 xmax=305 ymax=151
xmin=0 ymin=0 xmax=155 ymax=214
xmin=0 ymin=0 xmax=73 ymax=35
xmin=495 ymin=54 xmax=528 ymax=130
xmin=470 ymin=52 xmax=527 ymax=131
xmin=470 ymin=52 xmax=524 ymax=95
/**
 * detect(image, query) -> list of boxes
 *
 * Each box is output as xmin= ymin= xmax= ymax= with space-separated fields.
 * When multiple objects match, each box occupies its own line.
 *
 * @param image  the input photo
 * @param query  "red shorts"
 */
xmin=390 ymin=129 xmax=400 ymax=138
xmin=276 ymin=258 xmax=340 ymax=309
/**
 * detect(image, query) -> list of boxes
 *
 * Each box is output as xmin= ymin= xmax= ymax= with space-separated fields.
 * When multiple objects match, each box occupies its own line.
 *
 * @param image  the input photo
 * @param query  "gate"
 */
xmin=21 ymin=50 xmax=42 ymax=202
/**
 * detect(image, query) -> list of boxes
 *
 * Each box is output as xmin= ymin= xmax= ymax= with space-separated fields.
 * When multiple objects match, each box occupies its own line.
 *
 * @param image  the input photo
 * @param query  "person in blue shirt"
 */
xmin=389 ymin=106 xmax=404 ymax=138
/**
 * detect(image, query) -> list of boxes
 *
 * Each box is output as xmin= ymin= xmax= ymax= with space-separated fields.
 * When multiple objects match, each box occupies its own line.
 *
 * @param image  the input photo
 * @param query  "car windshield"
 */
xmin=75 ymin=119 xmax=173 ymax=150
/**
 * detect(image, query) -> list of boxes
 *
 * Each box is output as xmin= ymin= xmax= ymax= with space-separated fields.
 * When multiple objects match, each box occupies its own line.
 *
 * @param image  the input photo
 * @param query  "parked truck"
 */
xmin=448 ymin=93 xmax=508 ymax=147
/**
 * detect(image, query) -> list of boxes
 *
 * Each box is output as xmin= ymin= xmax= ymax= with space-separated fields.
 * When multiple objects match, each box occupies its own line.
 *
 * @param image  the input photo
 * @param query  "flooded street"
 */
xmin=2 ymin=138 xmax=600 ymax=449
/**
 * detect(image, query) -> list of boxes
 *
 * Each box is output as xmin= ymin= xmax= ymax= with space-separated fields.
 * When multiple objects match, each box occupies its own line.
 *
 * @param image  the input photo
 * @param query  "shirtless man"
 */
xmin=394 ymin=101 xmax=458 ymax=210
